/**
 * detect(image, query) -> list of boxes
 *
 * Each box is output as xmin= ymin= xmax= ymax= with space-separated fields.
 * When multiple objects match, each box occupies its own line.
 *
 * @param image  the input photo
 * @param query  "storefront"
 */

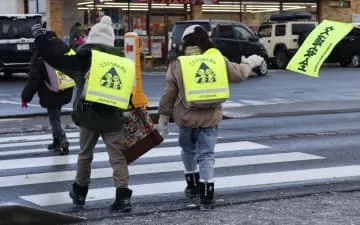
xmin=73 ymin=0 xmax=320 ymax=61
xmin=23 ymin=0 xmax=359 ymax=61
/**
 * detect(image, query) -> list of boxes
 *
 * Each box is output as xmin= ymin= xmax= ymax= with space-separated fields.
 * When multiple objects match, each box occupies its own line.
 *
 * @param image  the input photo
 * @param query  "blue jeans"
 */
xmin=179 ymin=126 xmax=218 ymax=181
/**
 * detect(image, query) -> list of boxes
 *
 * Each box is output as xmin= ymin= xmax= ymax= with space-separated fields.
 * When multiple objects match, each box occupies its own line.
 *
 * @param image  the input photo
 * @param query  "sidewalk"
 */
xmin=69 ymin=180 xmax=360 ymax=225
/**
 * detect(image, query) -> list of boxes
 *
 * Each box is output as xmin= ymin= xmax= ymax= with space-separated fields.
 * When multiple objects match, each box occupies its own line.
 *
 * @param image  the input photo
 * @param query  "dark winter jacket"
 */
xmin=34 ymin=31 xmax=126 ymax=132
xmin=21 ymin=56 xmax=73 ymax=108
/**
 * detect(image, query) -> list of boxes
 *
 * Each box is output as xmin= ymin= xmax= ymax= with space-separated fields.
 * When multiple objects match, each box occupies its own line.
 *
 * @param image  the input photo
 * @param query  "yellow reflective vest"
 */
xmin=44 ymin=49 xmax=76 ymax=91
xmin=44 ymin=63 xmax=75 ymax=91
xmin=178 ymin=48 xmax=229 ymax=105
xmin=84 ymin=50 xmax=135 ymax=109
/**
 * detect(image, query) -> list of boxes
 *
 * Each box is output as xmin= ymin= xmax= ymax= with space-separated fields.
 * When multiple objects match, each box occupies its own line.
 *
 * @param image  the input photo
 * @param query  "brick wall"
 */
xmin=319 ymin=0 xmax=360 ymax=22
xmin=46 ymin=0 xmax=64 ymax=37
xmin=191 ymin=5 xmax=203 ymax=20
xmin=352 ymin=0 xmax=360 ymax=14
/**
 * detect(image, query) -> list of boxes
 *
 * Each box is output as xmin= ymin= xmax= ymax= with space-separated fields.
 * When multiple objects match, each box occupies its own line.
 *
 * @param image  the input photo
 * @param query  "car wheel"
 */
xmin=350 ymin=54 xmax=360 ymax=67
xmin=255 ymin=60 xmax=268 ymax=76
xmin=275 ymin=50 xmax=289 ymax=69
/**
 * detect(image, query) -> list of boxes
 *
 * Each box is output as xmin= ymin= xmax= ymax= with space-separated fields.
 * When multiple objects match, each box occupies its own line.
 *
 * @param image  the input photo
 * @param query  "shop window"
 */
xmin=275 ymin=25 xmax=286 ymax=36
xmin=233 ymin=26 xmax=253 ymax=41
xmin=258 ymin=25 xmax=272 ymax=38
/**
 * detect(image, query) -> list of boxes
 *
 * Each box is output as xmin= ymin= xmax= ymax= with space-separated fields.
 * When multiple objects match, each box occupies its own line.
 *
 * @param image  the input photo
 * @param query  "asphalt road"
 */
xmin=2 ymin=67 xmax=360 ymax=224
xmin=1 ymin=112 xmax=360 ymax=225
xmin=1 ymin=67 xmax=360 ymax=117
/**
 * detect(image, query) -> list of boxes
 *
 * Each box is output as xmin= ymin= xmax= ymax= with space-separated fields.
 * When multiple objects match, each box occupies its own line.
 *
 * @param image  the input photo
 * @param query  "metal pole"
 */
xmin=93 ymin=0 xmax=97 ymax=24
xmin=239 ymin=0 xmax=242 ymax=22
xmin=317 ymin=0 xmax=321 ymax=22
xmin=147 ymin=1 xmax=152 ymax=54
xmin=279 ymin=0 xmax=283 ymax=12
xmin=128 ymin=0 xmax=131 ymax=31
xmin=36 ymin=0 xmax=39 ymax=13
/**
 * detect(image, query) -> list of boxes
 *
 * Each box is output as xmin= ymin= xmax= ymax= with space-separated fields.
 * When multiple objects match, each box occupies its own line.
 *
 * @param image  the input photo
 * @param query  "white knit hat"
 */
xmin=85 ymin=16 xmax=115 ymax=47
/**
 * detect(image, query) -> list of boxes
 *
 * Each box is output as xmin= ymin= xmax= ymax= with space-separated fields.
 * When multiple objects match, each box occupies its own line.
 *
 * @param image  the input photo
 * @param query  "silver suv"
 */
xmin=258 ymin=12 xmax=317 ymax=69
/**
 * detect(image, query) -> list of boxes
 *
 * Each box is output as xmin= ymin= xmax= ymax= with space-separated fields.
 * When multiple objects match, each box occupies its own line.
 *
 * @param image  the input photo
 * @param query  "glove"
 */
xmin=241 ymin=55 xmax=265 ymax=69
xmin=21 ymin=102 xmax=28 ymax=108
xmin=158 ymin=115 xmax=169 ymax=138
xmin=31 ymin=24 xmax=47 ymax=38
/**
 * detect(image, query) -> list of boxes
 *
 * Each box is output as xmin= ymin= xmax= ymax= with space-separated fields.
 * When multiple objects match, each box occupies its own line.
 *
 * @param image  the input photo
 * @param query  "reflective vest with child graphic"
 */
xmin=84 ymin=50 xmax=135 ymax=110
xmin=179 ymin=48 xmax=229 ymax=108
xmin=44 ymin=49 xmax=76 ymax=92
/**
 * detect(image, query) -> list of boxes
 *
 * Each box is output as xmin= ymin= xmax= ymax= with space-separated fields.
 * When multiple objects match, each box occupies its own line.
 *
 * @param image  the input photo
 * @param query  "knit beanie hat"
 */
xmin=85 ymin=16 xmax=115 ymax=47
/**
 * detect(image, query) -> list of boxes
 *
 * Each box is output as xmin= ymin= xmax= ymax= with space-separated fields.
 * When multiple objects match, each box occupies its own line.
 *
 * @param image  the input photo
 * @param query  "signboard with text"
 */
xmin=151 ymin=42 xmax=162 ymax=58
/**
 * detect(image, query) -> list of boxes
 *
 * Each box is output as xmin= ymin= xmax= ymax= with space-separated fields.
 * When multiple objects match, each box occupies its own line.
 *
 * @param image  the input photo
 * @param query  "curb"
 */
xmin=0 ymin=106 xmax=159 ymax=120
xmin=222 ymin=107 xmax=360 ymax=119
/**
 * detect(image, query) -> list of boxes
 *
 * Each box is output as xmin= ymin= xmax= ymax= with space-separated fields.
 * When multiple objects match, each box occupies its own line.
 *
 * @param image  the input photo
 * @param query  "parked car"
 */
xmin=325 ymin=28 xmax=360 ymax=67
xmin=257 ymin=12 xmax=317 ymax=69
xmin=0 ymin=14 xmax=42 ymax=77
xmin=168 ymin=19 xmax=269 ymax=76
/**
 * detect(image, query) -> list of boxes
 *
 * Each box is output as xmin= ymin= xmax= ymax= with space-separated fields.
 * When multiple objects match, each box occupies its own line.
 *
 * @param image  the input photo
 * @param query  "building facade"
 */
xmin=14 ymin=0 xmax=360 ymax=59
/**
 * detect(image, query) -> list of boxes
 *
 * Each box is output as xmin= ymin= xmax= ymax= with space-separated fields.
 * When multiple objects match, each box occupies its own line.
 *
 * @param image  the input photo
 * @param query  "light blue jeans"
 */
xmin=179 ymin=126 xmax=218 ymax=181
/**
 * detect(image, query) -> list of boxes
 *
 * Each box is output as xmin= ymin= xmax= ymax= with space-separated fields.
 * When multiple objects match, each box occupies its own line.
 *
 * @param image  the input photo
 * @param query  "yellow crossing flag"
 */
xmin=286 ymin=20 xmax=353 ymax=77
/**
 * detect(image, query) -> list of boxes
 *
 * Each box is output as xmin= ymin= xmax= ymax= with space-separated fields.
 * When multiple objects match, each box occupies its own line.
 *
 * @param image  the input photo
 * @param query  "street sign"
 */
xmin=124 ymin=35 xmax=135 ymax=63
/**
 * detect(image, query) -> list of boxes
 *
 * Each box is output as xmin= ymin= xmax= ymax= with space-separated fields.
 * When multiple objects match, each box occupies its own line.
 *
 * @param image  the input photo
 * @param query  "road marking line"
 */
xmin=0 ymin=152 xmax=321 ymax=187
xmin=0 ymin=141 xmax=269 ymax=170
xmin=0 ymin=137 xmax=178 ymax=150
xmin=0 ymin=132 xmax=178 ymax=143
xmin=20 ymin=165 xmax=360 ymax=206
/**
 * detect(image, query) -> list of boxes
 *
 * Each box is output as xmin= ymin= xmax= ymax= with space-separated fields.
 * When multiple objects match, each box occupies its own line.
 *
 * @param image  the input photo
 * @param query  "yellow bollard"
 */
xmin=124 ymin=32 xmax=149 ymax=107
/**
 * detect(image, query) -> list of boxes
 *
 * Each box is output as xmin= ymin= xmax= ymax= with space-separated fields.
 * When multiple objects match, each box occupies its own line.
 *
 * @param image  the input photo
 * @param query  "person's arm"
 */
xmin=159 ymin=61 xmax=179 ymax=117
xmin=34 ymin=30 xmax=90 ymax=78
xmin=21 ymin=60 xmax=41 ymax=103
xmin=158 ymin=61 xmax=180 ymax=137
xmin=226 ymin=55 xmax=264 ymax=83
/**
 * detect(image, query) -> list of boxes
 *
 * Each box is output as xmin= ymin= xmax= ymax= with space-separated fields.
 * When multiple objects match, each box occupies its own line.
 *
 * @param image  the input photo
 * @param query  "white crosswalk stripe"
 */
xmin=0 ymin=131 xmax=344 ymax=209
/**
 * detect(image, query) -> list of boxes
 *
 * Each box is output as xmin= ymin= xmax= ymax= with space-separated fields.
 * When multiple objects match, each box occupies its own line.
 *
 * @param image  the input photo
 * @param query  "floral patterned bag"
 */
xmin=120 ymin=105 xmax=164 ymax=164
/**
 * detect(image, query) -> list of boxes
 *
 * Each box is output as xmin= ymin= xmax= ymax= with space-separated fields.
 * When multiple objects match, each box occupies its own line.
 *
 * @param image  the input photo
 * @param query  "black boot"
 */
xmin=47 ymin=135 xmax=60 ymax=151
xmin=184 ymin=172 xmax=200 ymax=198
xmin=110 ymin=188 xmax=132 ymax=212
xmin=58 ymin=133 xmax=69 ymax=155
xmin=69 ymin=182 xmax=88 ymax=205
xmin=200 ymin=181 xmax=215 ymax=211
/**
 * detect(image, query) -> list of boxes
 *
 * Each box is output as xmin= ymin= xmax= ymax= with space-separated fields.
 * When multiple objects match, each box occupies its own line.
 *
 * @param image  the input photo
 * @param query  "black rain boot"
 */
xmin=110 ymin=188 xmax=132 ymax=212
xmin=184 ymin=172 xmax=200 ymax=198
xmin=47 ymin=135 xmax=60 ymax=151
xmin=200 ymin=181 xmax=215 ymax=211
xmin=58 ymin=133 xmax=69 ymax=155
xmin=69 ymin=182 xmax=88 ymax=205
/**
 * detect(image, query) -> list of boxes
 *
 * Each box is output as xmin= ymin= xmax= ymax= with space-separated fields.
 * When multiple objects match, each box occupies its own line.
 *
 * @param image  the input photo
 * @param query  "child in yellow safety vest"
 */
xmin=158 ymin=25 xmax=265 ymax=211
xmin=21 ymin=50 xmax=73 ymax=155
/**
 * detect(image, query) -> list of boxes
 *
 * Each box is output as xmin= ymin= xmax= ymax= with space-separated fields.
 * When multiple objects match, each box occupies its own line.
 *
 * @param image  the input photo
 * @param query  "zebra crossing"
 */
xmin=1 ymin=131 xmax=360 ymax=210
